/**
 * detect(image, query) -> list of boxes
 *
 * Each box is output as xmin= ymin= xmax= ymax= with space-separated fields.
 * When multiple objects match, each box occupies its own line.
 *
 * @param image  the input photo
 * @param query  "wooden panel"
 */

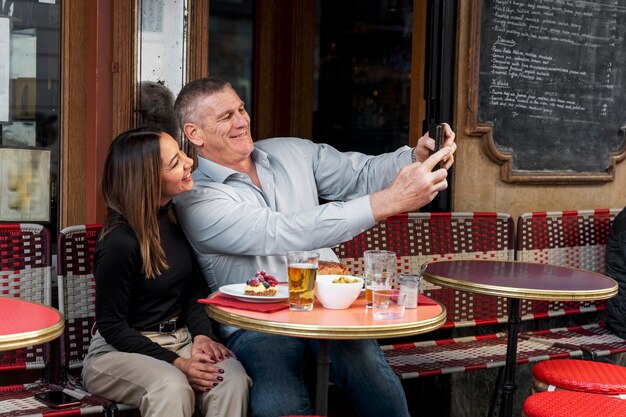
xmin=60 ymin=0 xmax=88 ymax=228
xmin=188 ymin=0 xmax=209 ymax=81
xmin=254 ymin=0 xmax=315 ymax=140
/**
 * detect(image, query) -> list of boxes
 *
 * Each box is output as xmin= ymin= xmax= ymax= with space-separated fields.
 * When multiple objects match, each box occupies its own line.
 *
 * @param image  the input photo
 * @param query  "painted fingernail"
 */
xmin=217 ymin=376 xmax=223 ymax=381
xmin=219 ymin=369 xmax=225 ymax=373
xmin=213 ymin=382 xmax=219 ymax=386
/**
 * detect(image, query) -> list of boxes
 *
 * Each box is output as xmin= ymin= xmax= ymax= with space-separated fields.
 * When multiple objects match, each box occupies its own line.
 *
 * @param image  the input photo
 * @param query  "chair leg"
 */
xmin=488 ymin=367 xmax=504 ymax=417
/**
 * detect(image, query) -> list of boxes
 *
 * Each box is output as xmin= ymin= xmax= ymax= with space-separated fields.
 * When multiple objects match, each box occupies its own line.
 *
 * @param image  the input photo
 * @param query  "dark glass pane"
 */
xmin=208 ymin=0 xmax=255 ymax=118
xmin=314 ymin=0 xmax=413 ymax=154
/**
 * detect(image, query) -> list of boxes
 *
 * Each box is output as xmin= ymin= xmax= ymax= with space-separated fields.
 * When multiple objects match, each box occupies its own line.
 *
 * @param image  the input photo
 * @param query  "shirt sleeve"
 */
xmin=176 ymin=139 xmax=412 ymax=257
xmin=311 ymin=141 xmax=413 ymax=202
xmin=94 ymin=226 xmax=179 ymax=363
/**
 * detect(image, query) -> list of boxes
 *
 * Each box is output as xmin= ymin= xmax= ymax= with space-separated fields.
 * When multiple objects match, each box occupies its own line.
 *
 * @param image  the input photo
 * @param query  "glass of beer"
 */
xmin=287 ymin=251 xmax=319 ymax=311
xmin=364 ymin=250 xmax=396 ymax=308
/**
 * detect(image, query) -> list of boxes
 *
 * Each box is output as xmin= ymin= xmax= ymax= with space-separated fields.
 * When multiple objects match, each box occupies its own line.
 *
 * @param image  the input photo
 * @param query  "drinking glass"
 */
xmin=364 ymin=250 xmax=396 ymax=308
xmin=372 ymin=289 xmax=406 ymax=319
xmin=287 ymin=251 xmax=319 ymax=311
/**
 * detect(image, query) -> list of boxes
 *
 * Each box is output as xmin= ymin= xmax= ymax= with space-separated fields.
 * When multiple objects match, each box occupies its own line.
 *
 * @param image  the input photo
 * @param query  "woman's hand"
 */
xmin=191 ymin=335 xmax=236 ymax=363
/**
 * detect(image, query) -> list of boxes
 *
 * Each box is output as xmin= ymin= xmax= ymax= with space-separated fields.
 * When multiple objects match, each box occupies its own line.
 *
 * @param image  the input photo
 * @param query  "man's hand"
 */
xmin=370 ymin=146 xmax=452 ymax=221
xmin=413 ymin=123 xmax=456 ymax=170
xmin=173 ymin=354 xmax=225 ymax=392
xmin=191 ymin=335 xmax=236 ymax=363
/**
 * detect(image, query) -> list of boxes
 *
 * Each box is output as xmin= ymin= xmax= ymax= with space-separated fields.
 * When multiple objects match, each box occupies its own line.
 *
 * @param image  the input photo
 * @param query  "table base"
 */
xmin=315 ymin=340 xmax=331 ymax=416
xmin=498 ymin=298 xmax=521 ymax=417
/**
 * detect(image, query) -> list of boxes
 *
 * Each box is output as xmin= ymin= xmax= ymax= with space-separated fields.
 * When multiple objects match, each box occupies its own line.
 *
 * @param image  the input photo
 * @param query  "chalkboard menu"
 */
xmin=477 ymin=0 xmax=626 ymax=180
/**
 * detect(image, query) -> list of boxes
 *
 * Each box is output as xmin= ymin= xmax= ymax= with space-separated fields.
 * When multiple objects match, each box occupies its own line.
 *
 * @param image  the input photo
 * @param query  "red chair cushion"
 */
xmin=524 ymin=391 xmax=626 ymax=417
xmin=532 ymin=359 xmax=626 ymax=394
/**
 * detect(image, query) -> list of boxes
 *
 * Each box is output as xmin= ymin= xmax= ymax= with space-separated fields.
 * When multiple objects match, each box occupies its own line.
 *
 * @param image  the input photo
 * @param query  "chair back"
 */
xmin=333 ymin=212 xmax=515 ymax=327
xmin=516 ymin=209 xmax=620 ymax=317
xmin=57 ymin=224 xmax=102 ymax=376
xmin=0 ymin=223 xmax=52 ymax=371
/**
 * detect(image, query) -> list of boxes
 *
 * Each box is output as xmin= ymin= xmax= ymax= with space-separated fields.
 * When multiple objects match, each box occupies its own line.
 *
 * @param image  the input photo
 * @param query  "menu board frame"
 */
xmin=465 ymin=0 xmax=626 ymax=183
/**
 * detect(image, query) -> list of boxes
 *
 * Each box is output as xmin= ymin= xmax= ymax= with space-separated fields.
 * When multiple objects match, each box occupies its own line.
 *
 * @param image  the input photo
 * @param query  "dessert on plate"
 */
xmin=245 ymin=271 xmax=279 ymax=296
xmin=318 ymin=260 xmax=350 ymax=275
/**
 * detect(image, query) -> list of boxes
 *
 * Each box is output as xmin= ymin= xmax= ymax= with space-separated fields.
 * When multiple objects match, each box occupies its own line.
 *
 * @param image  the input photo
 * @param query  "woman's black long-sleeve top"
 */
xmin=94 ymin=204 xmax=215 ymax=363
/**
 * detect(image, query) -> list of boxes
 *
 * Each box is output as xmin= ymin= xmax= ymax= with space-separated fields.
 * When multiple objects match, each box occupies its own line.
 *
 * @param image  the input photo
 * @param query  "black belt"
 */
xmin=145 ymin=317 xmax=179 ymax=334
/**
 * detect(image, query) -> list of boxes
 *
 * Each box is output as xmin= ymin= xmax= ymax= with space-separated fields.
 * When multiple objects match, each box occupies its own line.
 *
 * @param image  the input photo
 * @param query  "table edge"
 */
xmin=0 ymin=319 xmax=65 ymax=351
xmin=423 ymin=260 xmax=618 ymax=301
xmin=205 ymin=304 xmax=447 ymax=340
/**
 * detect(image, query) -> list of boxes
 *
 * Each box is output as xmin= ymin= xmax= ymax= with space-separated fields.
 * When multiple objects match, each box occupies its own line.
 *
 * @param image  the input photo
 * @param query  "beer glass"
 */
xmin=287 ymin=251 xmax=319 ymax=311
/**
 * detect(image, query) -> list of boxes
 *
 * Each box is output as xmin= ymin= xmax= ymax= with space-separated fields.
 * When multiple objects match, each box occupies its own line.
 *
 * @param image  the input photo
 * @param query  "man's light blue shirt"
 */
xmin=174 ymin=137 xmax=412 ymax=334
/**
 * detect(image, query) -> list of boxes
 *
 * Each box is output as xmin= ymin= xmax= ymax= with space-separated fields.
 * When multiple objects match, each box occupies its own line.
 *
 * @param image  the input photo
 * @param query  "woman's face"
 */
xmin=160 ymin=133 xmax=194 ymax=205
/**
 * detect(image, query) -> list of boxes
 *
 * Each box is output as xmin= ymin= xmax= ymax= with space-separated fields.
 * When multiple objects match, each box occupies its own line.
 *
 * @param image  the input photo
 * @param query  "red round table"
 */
xmin=0 ymin=296 xmax=65 ymax=351
xmin=423 ymin=259 xmax=618 ymax=417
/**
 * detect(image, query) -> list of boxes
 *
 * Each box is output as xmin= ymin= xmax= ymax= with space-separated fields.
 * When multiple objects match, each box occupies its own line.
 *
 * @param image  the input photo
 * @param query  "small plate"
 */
xmin=219 ymin=283 xmax=289 ymax=303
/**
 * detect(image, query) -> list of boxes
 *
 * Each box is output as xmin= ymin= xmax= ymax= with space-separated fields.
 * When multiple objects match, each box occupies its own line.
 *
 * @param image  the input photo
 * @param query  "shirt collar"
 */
xmin=195 ymin=147 xmax=270 ymax=184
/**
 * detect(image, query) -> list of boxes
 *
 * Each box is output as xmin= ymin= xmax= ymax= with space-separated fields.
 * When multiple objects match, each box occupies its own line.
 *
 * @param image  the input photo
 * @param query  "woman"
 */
xmin=82 ymin=127 xmax=250 ymax=417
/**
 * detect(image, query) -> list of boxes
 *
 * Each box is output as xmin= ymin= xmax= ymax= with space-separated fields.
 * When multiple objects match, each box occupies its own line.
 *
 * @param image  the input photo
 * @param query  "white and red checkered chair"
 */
xmin=334 ymin=212 xmax=516 ymax=328
xmin=0 ymin=223 xmax=52 ymax=376
xmin=333 ymin=212 xmax=583 ymax=380
xmin=57 ymin=224 xmax=136 ymax=415
xmin=516 ymin=209 xmax=626 ymax=359
xmin=0 ymin=224 xmax=113 ymax=416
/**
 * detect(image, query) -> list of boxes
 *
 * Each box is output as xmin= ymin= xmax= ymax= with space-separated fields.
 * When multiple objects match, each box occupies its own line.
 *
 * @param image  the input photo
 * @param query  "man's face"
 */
xmin=193 ymin=87 xmax=254 ymax=168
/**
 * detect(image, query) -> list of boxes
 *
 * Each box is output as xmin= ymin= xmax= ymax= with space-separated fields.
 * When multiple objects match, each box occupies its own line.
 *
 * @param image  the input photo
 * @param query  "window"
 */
xmin=0 ymin=0 xmax=60 ymax=229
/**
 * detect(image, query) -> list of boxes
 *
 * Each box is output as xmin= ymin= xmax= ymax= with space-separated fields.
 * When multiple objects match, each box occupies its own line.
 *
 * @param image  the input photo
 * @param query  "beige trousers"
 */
xmin=82 ymin=328 xmax=251 ymax=417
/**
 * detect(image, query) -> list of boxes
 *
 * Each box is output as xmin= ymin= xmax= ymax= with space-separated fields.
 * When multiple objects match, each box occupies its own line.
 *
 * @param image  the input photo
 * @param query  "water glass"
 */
xmin=372 ymin=289 xmax=406 ymax=320
xmin=364 ymin=250 xmax=397 ymax=308
xmin=287 ymin=251 xmax=318 ymax=311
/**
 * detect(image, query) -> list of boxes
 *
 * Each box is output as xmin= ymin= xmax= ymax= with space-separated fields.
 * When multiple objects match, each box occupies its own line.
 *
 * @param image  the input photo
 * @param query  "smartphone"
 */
xmin=34 ymin=391 xmax=82 ymax=409
xmin=429 ymin=122 xmax=446 ymax=169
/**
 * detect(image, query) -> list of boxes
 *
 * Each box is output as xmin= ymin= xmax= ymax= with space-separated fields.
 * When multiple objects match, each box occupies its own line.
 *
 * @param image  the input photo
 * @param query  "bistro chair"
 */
xmin=0 ymin=223 xmax=52 ymax=376
xmin=531 ymin=359 xmax=626 ymax=397
xmin=516 ymin=209 xmax=626 ymax=359
xmin=523 ymin=390 xmax=626 ymax=417
xmin=57 ymin=224 xmax=137 ymax=415
xmin=0 ymin=224 xmax=110 ymax=416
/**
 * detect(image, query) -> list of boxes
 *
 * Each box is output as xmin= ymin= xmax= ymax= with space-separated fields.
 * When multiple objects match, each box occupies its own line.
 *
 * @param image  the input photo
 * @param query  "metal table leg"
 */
xmin=315 ymin=339 xmax=331 ymax=416
xmin=499 ymin=298 xmax=521 ymax=417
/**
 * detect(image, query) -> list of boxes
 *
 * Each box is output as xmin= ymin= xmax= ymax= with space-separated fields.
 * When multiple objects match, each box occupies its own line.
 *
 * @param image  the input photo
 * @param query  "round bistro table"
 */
xmin=423 ymin=259 xmax=618 ymax=417
xmin=0 ymin=296 xmax=65 ymax=351
xmin=204 ymin=295 xmax=446 ymax=416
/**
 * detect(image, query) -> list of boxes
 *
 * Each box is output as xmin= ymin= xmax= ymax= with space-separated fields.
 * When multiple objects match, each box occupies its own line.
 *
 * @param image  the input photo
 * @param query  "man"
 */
xmin=606 ymin=207 xmax=626 ymax=340
xmin=174 ymin=76 xmax=456 ymax=417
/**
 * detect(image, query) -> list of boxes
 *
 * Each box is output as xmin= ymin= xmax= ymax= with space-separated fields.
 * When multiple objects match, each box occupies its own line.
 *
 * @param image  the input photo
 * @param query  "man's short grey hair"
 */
xmin=174 ymin=77 xmax=233 ymax=131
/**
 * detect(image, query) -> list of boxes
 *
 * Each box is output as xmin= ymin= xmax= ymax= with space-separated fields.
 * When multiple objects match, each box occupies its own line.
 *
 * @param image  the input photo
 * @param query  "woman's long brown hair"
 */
xmin=100 ymin=127 xmax=169 ymax=278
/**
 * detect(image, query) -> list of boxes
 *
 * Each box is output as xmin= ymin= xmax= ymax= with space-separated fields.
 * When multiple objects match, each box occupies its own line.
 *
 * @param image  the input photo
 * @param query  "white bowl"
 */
xmin=315 ymin=275 xmax=364 ymax=309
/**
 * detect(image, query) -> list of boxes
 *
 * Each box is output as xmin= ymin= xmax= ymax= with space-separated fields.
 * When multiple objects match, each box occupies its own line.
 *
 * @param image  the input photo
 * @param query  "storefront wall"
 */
xmin=452 ymin=1 xmax=626 ymax=220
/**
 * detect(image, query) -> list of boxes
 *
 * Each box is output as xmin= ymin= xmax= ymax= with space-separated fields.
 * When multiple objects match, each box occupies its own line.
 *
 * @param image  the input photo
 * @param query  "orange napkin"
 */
xmin=198 ymin=293 xmax=289 ymax=313
xmin=418 ymin=294 xmax=438 ymax=306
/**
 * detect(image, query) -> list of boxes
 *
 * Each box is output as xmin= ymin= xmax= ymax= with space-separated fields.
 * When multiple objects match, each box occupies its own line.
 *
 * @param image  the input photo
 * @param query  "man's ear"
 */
xmin=183 ymin=123 xmax=203 ymax=147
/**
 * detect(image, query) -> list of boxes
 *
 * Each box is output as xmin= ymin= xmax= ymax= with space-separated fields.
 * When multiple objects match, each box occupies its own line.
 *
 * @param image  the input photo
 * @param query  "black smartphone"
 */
xmin=34 ymin=391 xmax=82 ymax=409
xmin=429 ymin=122 xmax=446 ymax=169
